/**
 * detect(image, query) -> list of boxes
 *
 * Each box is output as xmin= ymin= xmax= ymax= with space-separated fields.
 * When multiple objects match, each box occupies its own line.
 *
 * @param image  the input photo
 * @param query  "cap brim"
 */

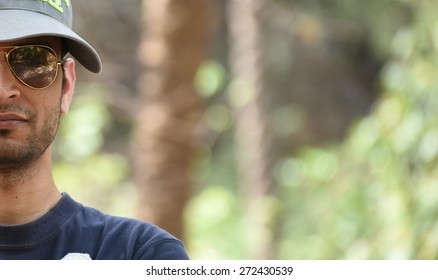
xmin=0 ymin=10 xmax=102 ymax=73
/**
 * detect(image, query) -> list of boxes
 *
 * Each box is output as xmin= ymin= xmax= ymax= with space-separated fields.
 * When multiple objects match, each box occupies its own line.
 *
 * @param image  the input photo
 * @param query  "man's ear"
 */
xmin=60 ymin=58 xmax=76 ymax=115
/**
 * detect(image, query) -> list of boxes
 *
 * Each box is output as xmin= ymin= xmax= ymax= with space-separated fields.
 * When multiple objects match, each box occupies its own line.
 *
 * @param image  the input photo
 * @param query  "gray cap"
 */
xmin=0 ymin=0 xmax=102 ymax=73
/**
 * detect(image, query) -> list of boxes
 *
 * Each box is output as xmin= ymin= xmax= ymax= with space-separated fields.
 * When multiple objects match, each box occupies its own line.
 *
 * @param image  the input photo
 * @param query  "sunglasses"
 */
xmin=0 ymin=45 xmax=63 ymax=90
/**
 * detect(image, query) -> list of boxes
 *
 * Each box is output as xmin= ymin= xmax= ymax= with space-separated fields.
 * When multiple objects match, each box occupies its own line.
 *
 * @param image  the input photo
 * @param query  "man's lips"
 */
xmin=0 ymin=113 xmax=27 ymax=128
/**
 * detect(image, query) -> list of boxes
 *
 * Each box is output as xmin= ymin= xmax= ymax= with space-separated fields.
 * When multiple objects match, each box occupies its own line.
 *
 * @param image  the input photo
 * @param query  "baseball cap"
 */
xmin=0 ymin=0 xmax=102 ymax=73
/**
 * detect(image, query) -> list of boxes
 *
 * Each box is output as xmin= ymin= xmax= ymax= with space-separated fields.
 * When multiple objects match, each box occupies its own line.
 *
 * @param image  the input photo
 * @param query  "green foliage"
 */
xmin=188 ymin=0 xmax=438 ymax=259
xmin=196 ymin=60 xmax=227 ymax=98
xmin=275 ymin=0 xmax=438 ymax=259
xmin=57 ymin=86 xmax=109 ymax=161
xmin=185 ymin=186 xmax=246 ymax=259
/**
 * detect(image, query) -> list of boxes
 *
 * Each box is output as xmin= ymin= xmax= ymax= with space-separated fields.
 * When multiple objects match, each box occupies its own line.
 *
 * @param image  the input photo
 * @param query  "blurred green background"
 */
xmin=53 ymin=0 xmax=438 ymax=259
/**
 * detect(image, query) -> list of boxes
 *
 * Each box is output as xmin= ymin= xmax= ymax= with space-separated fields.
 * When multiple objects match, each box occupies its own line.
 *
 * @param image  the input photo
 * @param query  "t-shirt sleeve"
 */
xmin=135 ymin=239 xmax=190 ymax=260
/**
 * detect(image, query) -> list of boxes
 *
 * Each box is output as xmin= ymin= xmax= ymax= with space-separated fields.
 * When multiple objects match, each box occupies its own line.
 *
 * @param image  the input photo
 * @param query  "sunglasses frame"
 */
xmin=0 ymin=45 xmax=64 ymax=90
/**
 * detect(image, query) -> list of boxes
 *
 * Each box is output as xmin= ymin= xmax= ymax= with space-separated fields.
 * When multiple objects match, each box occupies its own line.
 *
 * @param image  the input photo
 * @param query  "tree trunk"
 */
xmin=227 ymin=0 xmax=279 ymax=259
xmin=134 ymin=0 xmax=213 ymax=240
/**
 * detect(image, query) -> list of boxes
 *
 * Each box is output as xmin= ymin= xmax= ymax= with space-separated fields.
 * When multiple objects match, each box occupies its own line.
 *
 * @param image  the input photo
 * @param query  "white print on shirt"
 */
xmin=61 ymin=253 xmax=92 ymax=260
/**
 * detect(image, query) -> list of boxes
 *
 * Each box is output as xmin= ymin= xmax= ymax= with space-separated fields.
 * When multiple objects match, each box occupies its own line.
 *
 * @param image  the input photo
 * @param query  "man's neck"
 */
xmin=0 ymin=152 xmax=61 ymax=225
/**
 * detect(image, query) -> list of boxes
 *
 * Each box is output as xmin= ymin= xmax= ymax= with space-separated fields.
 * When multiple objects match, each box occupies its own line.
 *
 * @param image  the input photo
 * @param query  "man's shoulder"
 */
xmin=78 ymin=204 xmax=171 ymax=240
xmin=70 ymin=202 xmax=189 ymax=260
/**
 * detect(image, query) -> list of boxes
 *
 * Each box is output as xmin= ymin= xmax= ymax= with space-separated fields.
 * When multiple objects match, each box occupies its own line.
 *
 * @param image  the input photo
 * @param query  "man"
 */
xmin=0 ymin=0 xmax=189 ymax=260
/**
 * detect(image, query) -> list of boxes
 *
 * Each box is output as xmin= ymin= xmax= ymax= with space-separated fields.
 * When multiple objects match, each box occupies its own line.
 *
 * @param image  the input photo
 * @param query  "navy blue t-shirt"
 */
xmin=0 ymin=193 xmax=189 ymax=260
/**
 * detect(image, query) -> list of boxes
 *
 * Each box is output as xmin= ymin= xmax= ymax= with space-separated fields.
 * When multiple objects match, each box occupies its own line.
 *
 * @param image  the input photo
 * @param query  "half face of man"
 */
xmin=0 ymin=37 xmax=65 ymax=170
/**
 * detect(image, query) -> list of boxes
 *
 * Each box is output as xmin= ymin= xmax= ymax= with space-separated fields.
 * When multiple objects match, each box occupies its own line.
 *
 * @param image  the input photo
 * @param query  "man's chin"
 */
xmin=0 ymin=143 xmax=40 ymax=168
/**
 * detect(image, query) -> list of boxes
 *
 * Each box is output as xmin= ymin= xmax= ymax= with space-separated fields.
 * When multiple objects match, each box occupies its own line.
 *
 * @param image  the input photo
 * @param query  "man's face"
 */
xmin=0 ymin=37 xmax=68 ymax=169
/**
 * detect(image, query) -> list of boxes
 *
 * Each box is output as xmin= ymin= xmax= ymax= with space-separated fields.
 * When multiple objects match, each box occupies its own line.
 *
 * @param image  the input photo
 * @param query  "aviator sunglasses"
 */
xmin=0 ymin=45 xmax=63 ymax=90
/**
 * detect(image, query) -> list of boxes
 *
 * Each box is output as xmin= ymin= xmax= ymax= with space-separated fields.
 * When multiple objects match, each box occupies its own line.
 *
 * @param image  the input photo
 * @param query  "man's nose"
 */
xmin=0 ymin=59 xmax=21 ymax=101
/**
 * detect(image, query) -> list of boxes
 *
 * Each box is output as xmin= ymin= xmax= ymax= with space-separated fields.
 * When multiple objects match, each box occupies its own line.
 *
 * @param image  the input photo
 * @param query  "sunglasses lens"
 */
xmin=8 ymin=46 xmax=59 ymax=89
